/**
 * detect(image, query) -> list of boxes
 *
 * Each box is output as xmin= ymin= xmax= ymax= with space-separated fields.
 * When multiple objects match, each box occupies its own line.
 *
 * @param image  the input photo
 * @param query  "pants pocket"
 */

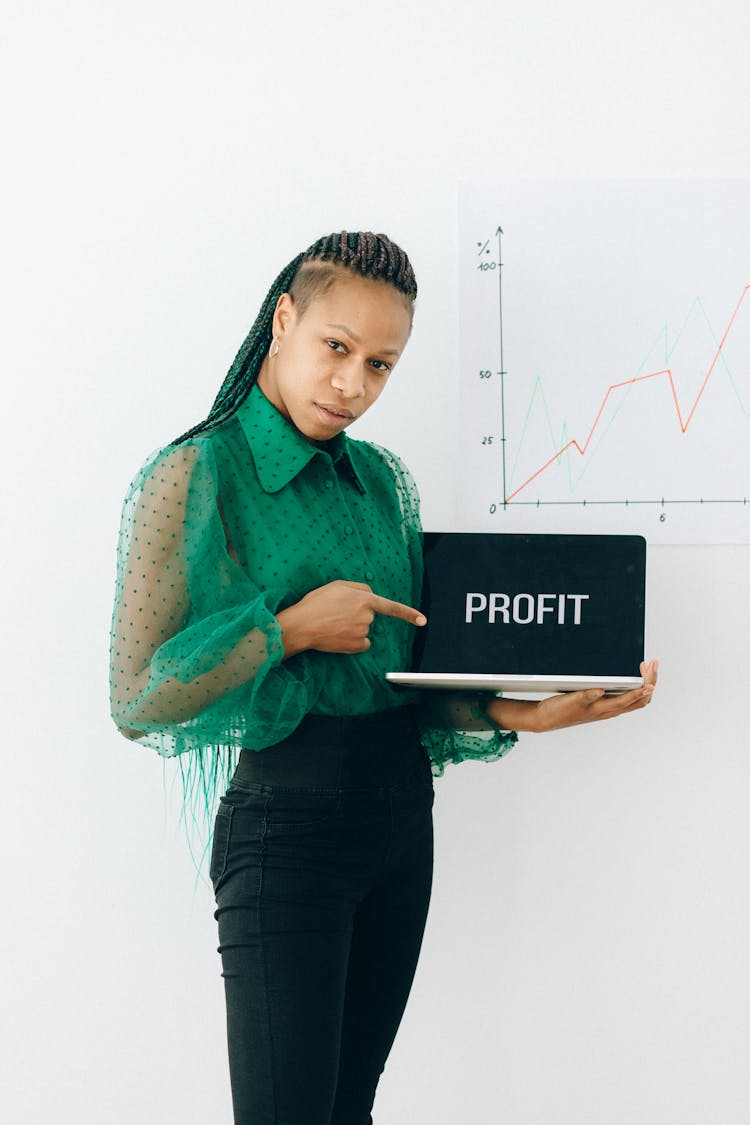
xmin=209 ymin=803 xmax=234 ymax=885
xmin=224 ymin=780 xmax=342 ymax=836
xmin=265 ymin=788 xmax=342 ymax=835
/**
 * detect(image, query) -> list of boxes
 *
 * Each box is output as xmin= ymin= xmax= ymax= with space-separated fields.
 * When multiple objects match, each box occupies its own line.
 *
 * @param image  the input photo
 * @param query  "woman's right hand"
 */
xmin=276 ymin=580 xmax=427 ymax=658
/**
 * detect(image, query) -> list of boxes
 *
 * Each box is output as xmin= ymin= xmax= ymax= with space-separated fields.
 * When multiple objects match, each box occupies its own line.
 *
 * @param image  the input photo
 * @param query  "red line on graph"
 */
xmin=505 ymin=285 xmax=749 ymax=503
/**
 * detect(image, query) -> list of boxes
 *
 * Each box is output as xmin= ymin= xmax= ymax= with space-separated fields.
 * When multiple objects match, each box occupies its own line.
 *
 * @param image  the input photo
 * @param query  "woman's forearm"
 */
xmin=112 ymin=624 xmax=276 ymax=733
xmin=485 ymin=696 xmax=541 ymax=733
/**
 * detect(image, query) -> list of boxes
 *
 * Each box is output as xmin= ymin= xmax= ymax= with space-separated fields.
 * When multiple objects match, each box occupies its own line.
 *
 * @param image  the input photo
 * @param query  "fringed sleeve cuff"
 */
xmin=418 ymin=691 xmax=519 ymax=778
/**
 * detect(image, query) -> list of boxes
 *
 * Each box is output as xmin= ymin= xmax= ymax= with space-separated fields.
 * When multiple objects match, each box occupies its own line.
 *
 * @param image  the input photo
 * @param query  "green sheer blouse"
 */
xmin=109 ymin=384 xmax=517 ymax=807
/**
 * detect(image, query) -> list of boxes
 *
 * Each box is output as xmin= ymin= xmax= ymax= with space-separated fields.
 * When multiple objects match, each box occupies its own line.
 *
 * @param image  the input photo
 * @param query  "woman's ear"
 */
xmin=272 ymin=292 xmax=297 ymax=341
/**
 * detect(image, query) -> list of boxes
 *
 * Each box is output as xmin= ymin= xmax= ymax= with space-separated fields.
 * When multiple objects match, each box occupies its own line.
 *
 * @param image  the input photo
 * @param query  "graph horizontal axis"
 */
xmin=500 ymin=498 xmax=748 ymax=507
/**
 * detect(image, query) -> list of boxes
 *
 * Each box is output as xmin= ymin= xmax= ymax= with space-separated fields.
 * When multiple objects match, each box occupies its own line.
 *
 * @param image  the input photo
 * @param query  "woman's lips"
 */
xmin=314 ymin=402 xmax=354 ymax=425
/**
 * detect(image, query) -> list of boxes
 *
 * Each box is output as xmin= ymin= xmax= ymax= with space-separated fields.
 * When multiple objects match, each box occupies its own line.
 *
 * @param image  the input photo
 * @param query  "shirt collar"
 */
xmin=235 ymin=383 xmax=366 ymax=495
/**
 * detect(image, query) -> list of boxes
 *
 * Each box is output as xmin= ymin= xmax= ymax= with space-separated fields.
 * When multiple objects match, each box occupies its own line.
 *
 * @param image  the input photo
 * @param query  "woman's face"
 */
xmin=257 ymin=272 xmax=413 ymax=443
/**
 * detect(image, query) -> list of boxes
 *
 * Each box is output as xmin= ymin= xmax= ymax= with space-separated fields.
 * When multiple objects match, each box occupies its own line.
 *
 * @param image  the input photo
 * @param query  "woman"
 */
xmin=110 ymin=231 xmax=657 ymax=1124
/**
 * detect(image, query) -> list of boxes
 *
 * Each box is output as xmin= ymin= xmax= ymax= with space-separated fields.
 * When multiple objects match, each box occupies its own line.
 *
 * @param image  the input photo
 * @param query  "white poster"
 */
xmin=458 ymin=180 xmax=750 ymax=543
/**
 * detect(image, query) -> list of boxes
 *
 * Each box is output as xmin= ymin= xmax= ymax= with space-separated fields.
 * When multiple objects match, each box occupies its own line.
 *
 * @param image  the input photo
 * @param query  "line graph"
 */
xmin=506 ymin=283 xmax=749 ymax=503
xmin=458 ymin=180 xmax=750 ymax=544
xmin=506 ymin=291 xmax=750 ymax=501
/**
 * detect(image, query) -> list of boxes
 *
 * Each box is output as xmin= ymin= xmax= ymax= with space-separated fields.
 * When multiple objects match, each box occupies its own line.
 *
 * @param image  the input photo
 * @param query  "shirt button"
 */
xmin=365 ymin=570 xmax=374 ymax=581
xmin=345 ymin=525 xmax=355 ymax=536
xmin=324 ymin=480 xmax=334 ymax=490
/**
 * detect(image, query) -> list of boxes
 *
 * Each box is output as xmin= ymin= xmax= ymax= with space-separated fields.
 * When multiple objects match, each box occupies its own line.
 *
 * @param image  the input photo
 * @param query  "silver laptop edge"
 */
xmin=386 ymin=673 xmax=644 ymax=694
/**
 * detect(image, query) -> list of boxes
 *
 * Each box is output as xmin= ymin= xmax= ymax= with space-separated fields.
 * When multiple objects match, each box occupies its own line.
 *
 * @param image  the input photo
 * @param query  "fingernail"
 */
xmin=416 ymin=614 xmax=427 ymax=626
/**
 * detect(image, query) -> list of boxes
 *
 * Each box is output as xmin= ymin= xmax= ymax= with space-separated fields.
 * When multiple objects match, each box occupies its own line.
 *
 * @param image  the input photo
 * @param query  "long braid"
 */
xmin=173 ymin=231 xmax=417 ymax=446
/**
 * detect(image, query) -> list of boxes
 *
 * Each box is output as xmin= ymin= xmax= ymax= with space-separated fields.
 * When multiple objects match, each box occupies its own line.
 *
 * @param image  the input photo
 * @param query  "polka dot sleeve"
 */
xmin=108 ymin=439 xmax=317 ymax=760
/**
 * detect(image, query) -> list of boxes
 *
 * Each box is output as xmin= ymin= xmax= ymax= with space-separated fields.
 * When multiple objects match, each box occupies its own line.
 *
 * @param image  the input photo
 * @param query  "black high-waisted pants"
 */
xmin=210 ymin=704 xmax=435 ymax=1125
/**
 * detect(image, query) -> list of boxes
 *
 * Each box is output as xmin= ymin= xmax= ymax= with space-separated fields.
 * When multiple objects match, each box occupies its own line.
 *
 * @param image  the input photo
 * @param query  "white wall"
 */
xmin=3 ymin=1 xmax=749 ymax=1122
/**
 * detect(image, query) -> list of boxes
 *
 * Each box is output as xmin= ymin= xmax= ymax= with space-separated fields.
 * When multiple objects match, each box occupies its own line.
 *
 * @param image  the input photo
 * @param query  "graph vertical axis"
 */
xmin=497 ymin=225 xmax=508 ymax=507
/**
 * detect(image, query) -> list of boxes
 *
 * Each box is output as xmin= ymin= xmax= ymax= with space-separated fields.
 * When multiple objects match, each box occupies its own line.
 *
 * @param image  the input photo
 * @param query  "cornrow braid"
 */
xmin=172 ymin=231 xmax=417 ymax=445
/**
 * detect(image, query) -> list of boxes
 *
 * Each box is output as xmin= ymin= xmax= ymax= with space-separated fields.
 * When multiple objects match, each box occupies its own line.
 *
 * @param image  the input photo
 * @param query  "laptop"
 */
xmin=386 ymin=532 xmax=646 ymax=694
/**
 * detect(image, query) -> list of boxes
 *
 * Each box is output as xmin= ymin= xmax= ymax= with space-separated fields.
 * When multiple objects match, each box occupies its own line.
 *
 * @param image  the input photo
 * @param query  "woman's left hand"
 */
xmin=532 ymin=659 xmax=658 ymax=732
xmin=485 ymin=660 xmax=659 ymax=733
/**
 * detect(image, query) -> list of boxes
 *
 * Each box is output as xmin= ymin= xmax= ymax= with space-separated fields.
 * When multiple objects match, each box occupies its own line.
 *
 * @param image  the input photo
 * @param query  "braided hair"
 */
xmin=173 ymin=231 xmax=417 ymax=445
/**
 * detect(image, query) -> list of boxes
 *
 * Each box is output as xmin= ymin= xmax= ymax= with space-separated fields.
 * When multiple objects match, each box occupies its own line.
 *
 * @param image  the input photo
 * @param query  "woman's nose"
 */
xmin=331 ymin=361 xmax=365 ymax=398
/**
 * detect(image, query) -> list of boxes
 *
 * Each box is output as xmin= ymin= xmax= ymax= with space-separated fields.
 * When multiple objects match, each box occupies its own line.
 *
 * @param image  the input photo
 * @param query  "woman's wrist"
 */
xmin=485 ymin=695 xmax=541 ymax=733
xmin=276 ymin=604 xmax=312 ymax=661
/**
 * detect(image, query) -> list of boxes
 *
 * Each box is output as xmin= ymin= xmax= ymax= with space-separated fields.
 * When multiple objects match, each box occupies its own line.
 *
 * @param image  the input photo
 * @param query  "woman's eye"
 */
xmin=370 ymin=360 xmax=391 ymax=373
xmin=326 ymin=339 xmax=346 ymax=353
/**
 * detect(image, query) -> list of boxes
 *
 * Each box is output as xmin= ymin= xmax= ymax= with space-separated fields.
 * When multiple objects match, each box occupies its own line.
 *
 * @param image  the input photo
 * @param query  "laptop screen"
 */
xmin=411 ymin=533 xmax=646 ymax=677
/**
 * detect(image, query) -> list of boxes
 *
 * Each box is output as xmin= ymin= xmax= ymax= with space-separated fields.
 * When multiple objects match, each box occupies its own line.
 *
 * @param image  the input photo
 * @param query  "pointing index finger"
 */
xmin=370 ymin=593 xmax=427 ymax=627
